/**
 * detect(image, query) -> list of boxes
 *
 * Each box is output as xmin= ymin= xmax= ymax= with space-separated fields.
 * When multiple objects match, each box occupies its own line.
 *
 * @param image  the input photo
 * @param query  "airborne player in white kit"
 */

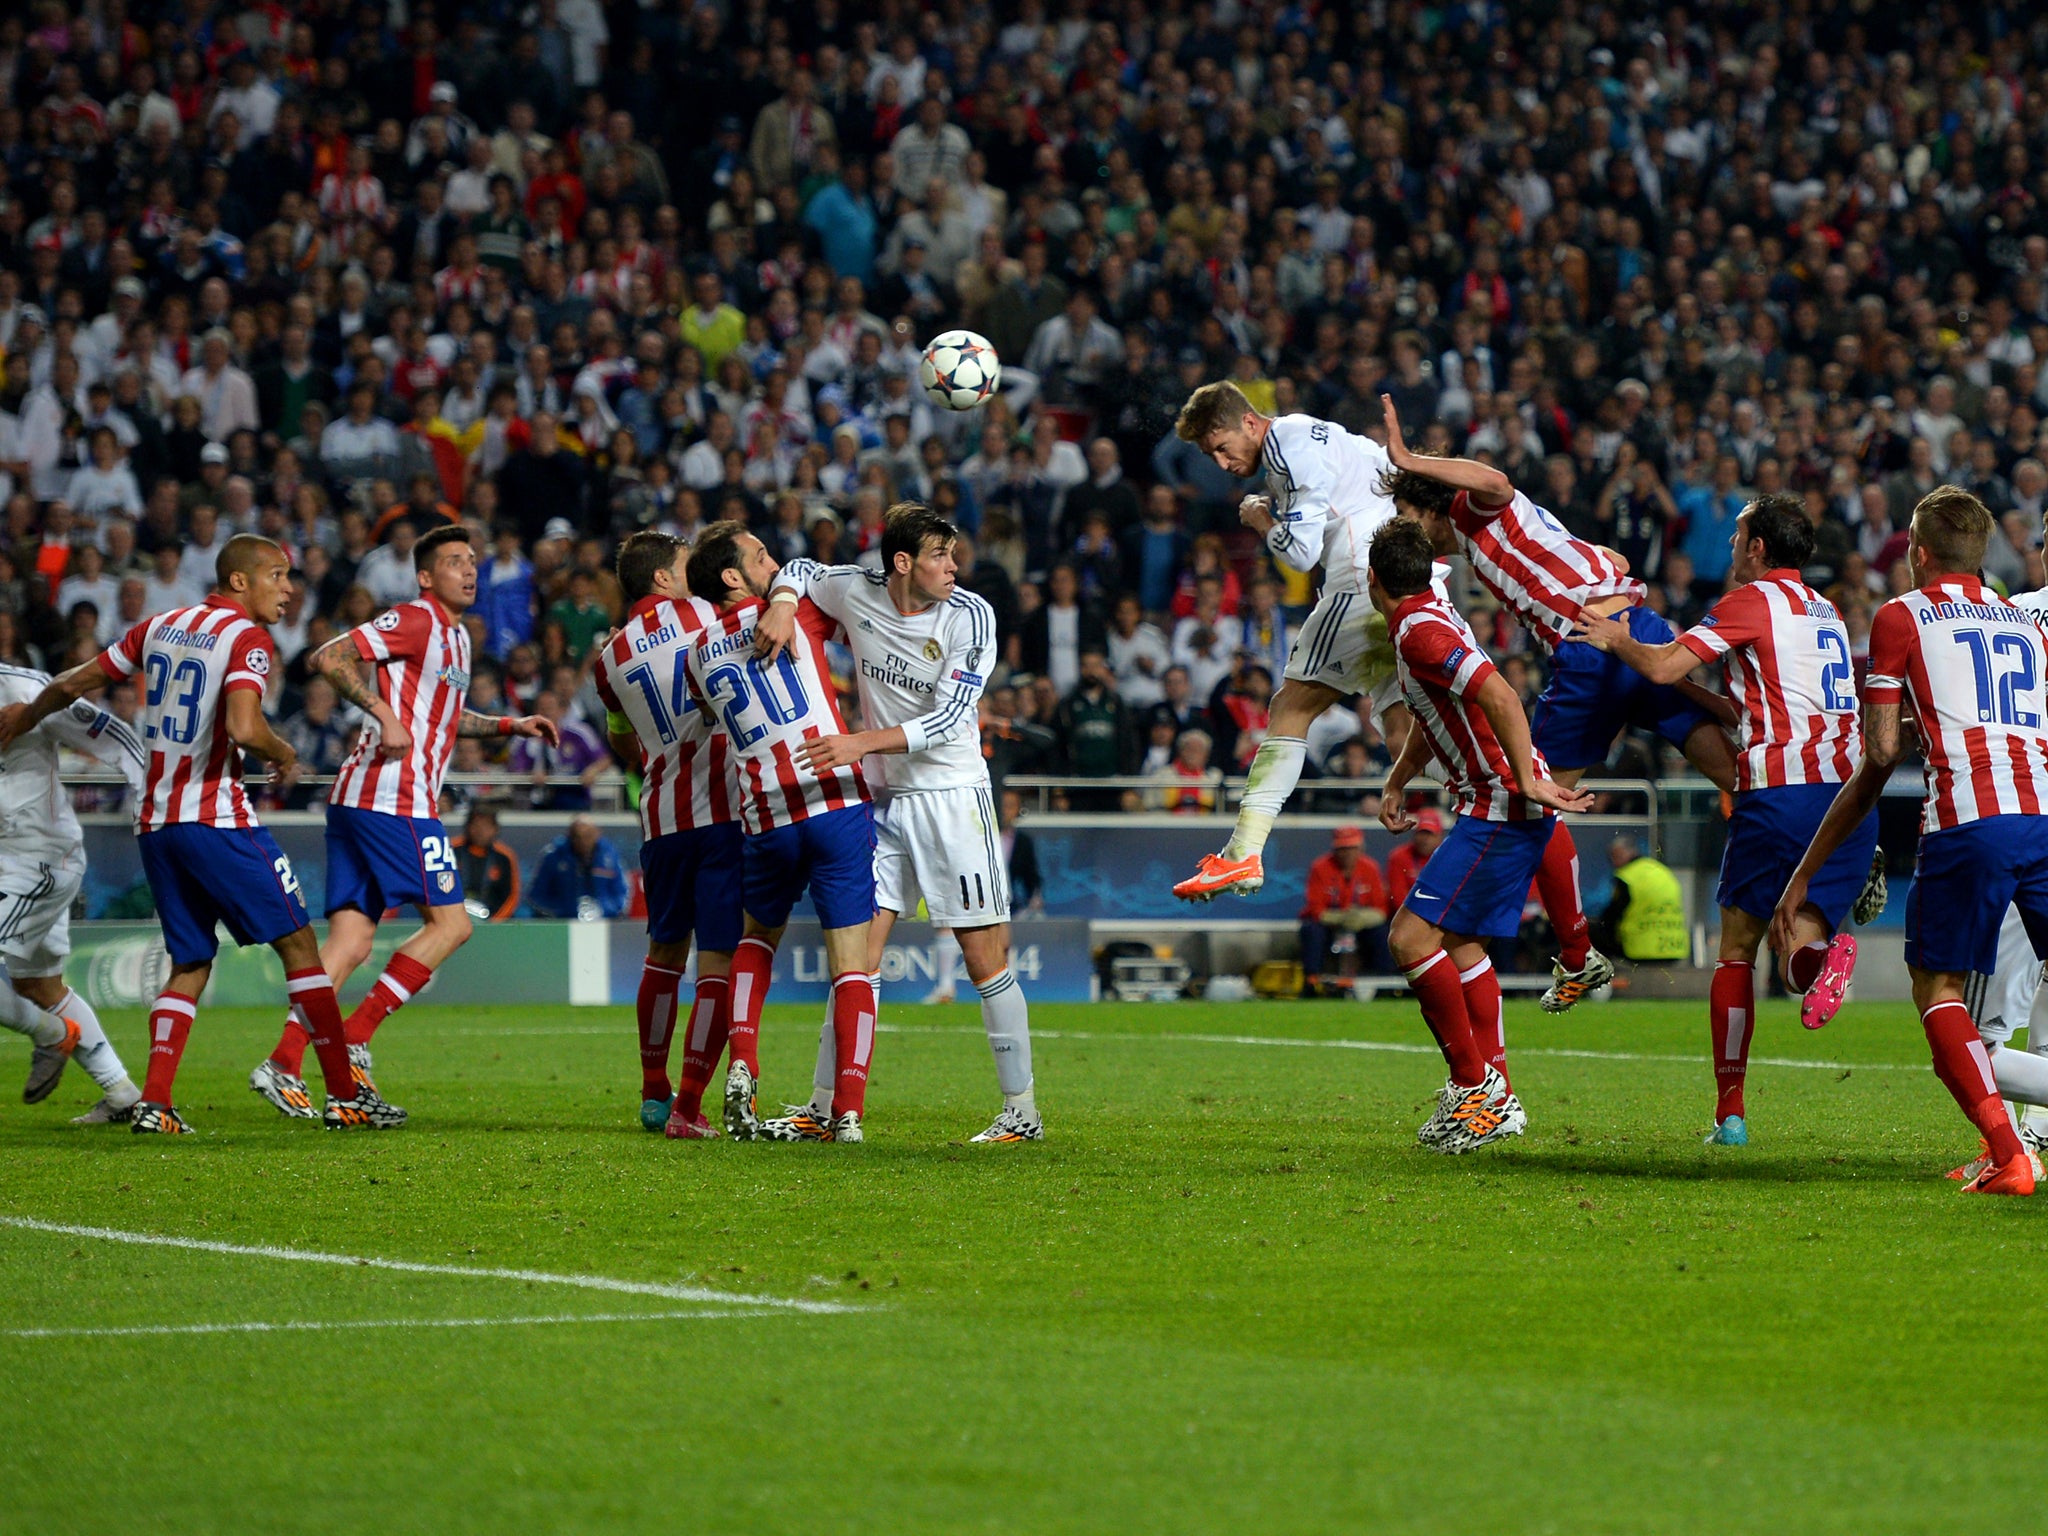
xmin=1169 ymin=382 xmax=1409 ymax=902
xmin=755 ymin=504 xmax=1038 ymax=1143
xmin=0 ymin=665 xmax=147 ymax=1121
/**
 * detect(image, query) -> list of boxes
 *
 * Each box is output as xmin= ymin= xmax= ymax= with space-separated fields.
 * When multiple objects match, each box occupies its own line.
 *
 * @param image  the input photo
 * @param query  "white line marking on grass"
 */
xmin=877 ymin=1023 xmax=1915 ymax=1073
xmin=6 ymin=1309 xmax=762 ymax=1340
xmin=0 ymin=1217 xmax=862 ymax=1315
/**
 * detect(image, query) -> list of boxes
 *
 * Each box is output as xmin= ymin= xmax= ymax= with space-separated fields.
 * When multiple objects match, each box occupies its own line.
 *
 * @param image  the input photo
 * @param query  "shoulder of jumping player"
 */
xmin=940 ymin=586 xmax=996 ymax=654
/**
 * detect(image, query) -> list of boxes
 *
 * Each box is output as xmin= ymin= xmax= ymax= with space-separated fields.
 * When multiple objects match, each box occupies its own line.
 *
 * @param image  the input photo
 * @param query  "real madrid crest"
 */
xmin=922 ymin=639 xmax=943 ymax=662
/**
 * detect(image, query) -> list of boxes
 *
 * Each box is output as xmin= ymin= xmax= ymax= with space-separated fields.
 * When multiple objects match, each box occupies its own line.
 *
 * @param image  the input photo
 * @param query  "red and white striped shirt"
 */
xmin=592 ymin=594 xmax=737 ymax=839
xmin=1866 ymin=576 xmax=2048 ymax=833
xmin=328 ymin=597 xmax=471 ymax=819
xmin=681 ymin=597 xmax=867 ymax=834
xmin=1391 ymin=590 xmax=1554 ymax=823
xmin=1449 ymin=488 xmax=1646 ymax=649
xmin=97 ymin=598 xmax=274 ymax=832
xmin=1676 ymin=570 xmax=1862 ymax=791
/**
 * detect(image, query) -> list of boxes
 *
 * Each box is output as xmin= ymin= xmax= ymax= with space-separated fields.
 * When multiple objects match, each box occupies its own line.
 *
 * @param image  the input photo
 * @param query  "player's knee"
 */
xmin=435 ymin=903 xmax=474 ymax=950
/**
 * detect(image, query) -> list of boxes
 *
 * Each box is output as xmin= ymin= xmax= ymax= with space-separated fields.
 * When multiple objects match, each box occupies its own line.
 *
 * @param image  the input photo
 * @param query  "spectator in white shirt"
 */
xmin=320 ymin=381 xmax=403 ymax=487
xmin=356 ymin=518 xmax=426 ymax=608
xmin=1107 ymin=591 xmax=1171 ymax=708
xmin=141 ymin=545 xmax=206 ymax=617
xmin=677 ymin=411 xmax=735 ymax=490
xmin=178 ymin=329 xmax=260 ymax=442
xmin=57 ymin=544 xmax=122 ymax=643
xmin=64 ymin=426 xmax=143 ymax=520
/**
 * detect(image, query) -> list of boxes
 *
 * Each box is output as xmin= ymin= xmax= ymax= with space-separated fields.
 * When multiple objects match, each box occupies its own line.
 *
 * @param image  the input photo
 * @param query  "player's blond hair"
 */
xmin=1910 ymin=486 xmax=1994 ymax=574
xmin=1174 ymin=381 xmax=1258 ymax=444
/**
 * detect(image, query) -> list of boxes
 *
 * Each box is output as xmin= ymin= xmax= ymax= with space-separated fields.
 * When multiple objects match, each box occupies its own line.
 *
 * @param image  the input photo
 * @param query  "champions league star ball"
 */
xmin=919 ymin=329 xmax=1002 ymax=410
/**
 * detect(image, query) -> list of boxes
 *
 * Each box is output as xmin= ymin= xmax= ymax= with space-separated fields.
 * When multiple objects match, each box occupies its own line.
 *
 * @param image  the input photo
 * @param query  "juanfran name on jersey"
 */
xmin=1449 ymin=488 xmax=1646 ymax=647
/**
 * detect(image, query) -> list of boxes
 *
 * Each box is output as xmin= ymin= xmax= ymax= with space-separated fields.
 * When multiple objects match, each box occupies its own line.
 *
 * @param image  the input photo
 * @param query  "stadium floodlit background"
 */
xmin=5 ymin=1 xmax=2048 ymax=1530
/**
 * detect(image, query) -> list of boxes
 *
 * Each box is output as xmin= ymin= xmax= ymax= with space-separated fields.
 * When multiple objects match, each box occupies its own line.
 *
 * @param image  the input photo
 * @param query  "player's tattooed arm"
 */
xmin=0 ymin=656 xmax=110 ymax=750
xmin=459 ymin=709 xmax=559 ymax=743
xmin=311 ymin=635 xmax=411 ymax=760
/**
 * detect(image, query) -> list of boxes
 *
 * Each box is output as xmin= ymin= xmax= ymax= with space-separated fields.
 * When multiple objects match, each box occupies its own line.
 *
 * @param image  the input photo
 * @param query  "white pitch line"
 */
xmin=876 ymin=1023 xmax=1916 ymax=1073
xmin=0 ymin=1217 xmax=862 ymax=1315
xmin=5 ymin=1309 xmax=760 ymax=1340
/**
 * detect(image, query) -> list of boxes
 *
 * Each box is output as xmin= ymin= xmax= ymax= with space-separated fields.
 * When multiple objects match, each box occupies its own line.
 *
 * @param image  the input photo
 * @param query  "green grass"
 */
xmin=0 ymin=994 xmax=2037 ymax=1533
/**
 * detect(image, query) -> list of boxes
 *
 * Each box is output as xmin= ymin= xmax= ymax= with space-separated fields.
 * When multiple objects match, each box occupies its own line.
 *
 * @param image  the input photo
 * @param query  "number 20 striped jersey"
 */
xmin=1675 ymin=570 xmax=1862 ymax=791
xmin=592 ymin=593 xmax=736 ymax=839
xmin=95 ymin=597 xmax=275 ymax=832
xmin=1865 ymin=574 xmax=2048 ymax=832
xmin=680 ymin=597 xmax=868 ymax=834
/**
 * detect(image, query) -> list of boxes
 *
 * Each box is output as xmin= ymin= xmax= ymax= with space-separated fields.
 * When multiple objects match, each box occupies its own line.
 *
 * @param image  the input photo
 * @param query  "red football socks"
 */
xmin=1922 ymin=999 xmax=2024 ymax=1165
xmin=829 ymin=971 xmax=877 ymax=1118
xmin=140 ymin=992 xmax=197 ymax=1105
xmin=725 ymin=937 xmax=776 ymax=1076
xmin=270 ymin=1013 xmax=312 ymax=1076
xmin=1710 ymin=959 xmax=1754 ymax=1122
xmin=673 ymin=975 xmax=731 ymax=1119
xmin=1404 ymin=949 xmax=1485 ymax=1087
xmin=635 ymin=961 xmax=684 ymax=1101
xmin=288 ymin=968 xmax=357 ymax=1099
xmin=1458 ymin=956 xmax=1507 ymax=1087
xmin=345 ymin=952 xmax=434 ymax=1047
xmin=1785 ymin=941 xmax=1829 ymax=994
xmin=1537 ymin=822 xmax=1591 ymax=971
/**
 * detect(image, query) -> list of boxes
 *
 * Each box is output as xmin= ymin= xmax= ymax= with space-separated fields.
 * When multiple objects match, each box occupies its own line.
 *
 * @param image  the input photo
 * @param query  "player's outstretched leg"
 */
xmin=1533 ymin=822 xmax=1612 ymax=1011
xmin=1176 ymin=680 xmax=1343 ymax=902
xmin=1920 ymin=994 xmax=2038 ymax=1194
xmin=31 ymin=984 xmax=140 ymax=1122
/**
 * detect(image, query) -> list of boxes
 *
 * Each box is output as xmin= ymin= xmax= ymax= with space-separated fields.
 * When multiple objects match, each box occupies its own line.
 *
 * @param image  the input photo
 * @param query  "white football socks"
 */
xmin=1222 ymin=736 xmax=1308 ymax=861
xmin=0 ymin=968 xmax=67 ymax=1048
xmin=976 ymin=966 xmax=1034 ymax=1106
xmin=1991 ymin=1041 xmax=2048 ymax=1108
xmin=59 ymin=987 xmax=135 ymax=1096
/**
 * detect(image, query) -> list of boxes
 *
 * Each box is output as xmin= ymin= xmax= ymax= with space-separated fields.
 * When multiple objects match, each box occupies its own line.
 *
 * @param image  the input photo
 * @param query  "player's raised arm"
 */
xmin=1381 ymin=394 xmax=1513 ymax=509
xmin=1471 ymin=672 xmax=1595 ymax=815
xmin=0 ymin=654 xmax=116 ymax=751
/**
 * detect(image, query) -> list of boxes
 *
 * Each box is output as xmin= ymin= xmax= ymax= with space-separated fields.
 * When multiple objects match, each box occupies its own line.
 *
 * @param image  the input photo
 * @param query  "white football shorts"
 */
xmin=873 ymin=785 xmax=1011 ymax=928
xmin=1283 ymin=589 xmax=1394 ymax=698
xmin=0 ymin=849 xmax=84 ymax=979
xmin=1972 ymin=904 xmax=2048 ymax=1045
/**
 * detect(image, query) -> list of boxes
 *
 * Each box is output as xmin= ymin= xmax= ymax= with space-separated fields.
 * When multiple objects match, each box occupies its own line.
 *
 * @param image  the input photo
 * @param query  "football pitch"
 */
xmin=0 ymin=994 xmax=2040 ymax=1533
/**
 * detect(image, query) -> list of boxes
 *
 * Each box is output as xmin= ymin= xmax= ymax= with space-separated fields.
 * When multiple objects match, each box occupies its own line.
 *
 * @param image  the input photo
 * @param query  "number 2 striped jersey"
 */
xmin=328 ymin=596 xmax=472 ymax=819
xmin=1865 ymin=575 xmax=2048 ymax=832
xmin=95 ymin=597 xmax=275 ymax=832
xmin=1675 ymin=570 xmax=1862 ymax=790
xmin=680 ymin=597 xmax=868 ymax=834
xmin=592 ymin=594 xmax=736 ymax=839
xmin=1448 ymin=488 xmax=1646 ymax=649
xmin=1390 ymin=589 xmax=1554 ymax=822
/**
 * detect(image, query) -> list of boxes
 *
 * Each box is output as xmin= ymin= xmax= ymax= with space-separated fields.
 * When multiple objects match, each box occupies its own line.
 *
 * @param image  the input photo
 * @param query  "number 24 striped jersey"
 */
xmin=679 ymin=597 xmax=868 ymax=834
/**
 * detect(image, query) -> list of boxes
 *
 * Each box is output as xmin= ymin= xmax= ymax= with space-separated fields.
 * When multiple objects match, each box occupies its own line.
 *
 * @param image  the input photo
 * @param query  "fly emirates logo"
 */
xmin=860 ymin=649 xmax=938 ymax=695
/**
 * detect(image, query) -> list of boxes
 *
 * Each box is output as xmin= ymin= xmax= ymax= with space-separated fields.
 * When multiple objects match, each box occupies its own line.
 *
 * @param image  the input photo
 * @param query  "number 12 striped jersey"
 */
xmin=680 ymin=597 xmax=868 ymax=834
xmin=1675 ymin=570 xmax=1862 ymax=790
xmin=1865 ymin=574 xmax=2048 ymax=832
xmin=592 ymin=593 xmax=736 ymax=839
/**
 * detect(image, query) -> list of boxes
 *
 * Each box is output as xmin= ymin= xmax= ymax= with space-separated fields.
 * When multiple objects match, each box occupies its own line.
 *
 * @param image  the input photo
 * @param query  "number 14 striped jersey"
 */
xmin=1675 ymin=570 xmax=1862 ymax=791
xmin=592 ymin=593 xmax=736 ymax=839
xmin=1865 ymin=575 xmax=2048 ymax=832
xmin=679 ymin=597 xmax=868 ymax=834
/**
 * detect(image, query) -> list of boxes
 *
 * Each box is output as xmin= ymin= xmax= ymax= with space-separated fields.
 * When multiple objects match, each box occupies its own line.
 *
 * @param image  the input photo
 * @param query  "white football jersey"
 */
xmin=1260 ymin=413 xmax=1398 ymax=594
xmin=774 ymin=561 xmax=996 ymax=794
xmin=0 ymin=665 xmax=147 ymax=860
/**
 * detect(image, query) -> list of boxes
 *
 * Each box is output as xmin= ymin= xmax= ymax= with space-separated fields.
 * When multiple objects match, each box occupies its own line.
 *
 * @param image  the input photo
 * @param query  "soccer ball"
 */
xmin=919 ymin=330 xmax=1001 ymax=411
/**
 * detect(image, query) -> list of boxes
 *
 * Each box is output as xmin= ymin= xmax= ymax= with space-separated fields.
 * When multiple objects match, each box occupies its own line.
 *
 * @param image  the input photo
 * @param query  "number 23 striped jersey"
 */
xmin=1675 ymin=570 xmax=1861 ymax=791
xmin=1865 ymin=574 xmax=2048 ymax=832
xmin=592 ymin=593 xmax=737 ymax=839
xmin=680 ymin=597 xmax=869 ymax=834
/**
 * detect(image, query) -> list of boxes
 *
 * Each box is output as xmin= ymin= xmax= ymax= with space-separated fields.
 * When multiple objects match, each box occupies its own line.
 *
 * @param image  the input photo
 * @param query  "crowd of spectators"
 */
xmin=5 ymin=0 xmax=2048 ymax=858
